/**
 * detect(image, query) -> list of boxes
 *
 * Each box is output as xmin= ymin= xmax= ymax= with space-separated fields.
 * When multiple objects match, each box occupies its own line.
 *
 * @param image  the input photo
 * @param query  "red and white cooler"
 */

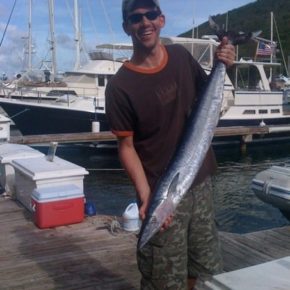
xmin=31 ymin=184 xmax=85 ymax=229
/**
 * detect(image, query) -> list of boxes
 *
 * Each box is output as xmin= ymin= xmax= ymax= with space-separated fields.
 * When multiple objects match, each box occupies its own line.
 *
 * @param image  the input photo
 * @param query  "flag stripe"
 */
xmin=256 ymin=41 xmax=273 ymax=56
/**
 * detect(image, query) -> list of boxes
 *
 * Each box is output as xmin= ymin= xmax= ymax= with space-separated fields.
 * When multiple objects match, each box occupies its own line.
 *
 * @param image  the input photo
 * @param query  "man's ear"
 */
xmin=122 ymin=22 xmax=131 ymax=36
xmin=159 ymin=14 xmax=165 ymax=28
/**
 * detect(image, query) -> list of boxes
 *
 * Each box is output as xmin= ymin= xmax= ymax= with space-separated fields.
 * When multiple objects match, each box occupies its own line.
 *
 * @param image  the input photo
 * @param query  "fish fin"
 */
xmin=167 ymin=172 xmax=180 ymax=198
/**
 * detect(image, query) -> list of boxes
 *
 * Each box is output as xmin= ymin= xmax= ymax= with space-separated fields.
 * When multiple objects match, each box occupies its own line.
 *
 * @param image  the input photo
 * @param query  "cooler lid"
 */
xmin=0 ymin=144 xmax=44 ymax=163
xmin=0 ymin=115 xmax=10 ymax=123
xmin=12 ymin=156 xmax=88 ymax=180
xmin=31 ymin=184 xmax=84 ymax=202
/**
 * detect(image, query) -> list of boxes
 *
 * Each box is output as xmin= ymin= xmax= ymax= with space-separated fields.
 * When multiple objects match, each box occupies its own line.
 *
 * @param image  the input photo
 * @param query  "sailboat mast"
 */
xmin=191 ymin=0 xmax=195 ymax=56
xmin=74 ymin=0 xmax=81 ymax=70
xmin=270 ymin=11 xmax=273 ymax=63
xmin=28 ymin=0 xmax=32 ymax=71
xmin=48 ymin=0 xmax=57 ymax=81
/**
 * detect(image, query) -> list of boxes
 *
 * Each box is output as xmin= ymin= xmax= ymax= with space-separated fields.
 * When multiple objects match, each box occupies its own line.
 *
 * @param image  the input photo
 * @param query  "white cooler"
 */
xmin=12 ymin=156 xmax=88 ymax=211
xmin=0 ymin=144 xmax=44 ymax=196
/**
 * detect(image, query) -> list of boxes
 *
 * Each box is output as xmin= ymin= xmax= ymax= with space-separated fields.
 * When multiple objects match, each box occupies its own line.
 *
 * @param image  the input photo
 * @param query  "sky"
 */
xmin=0 ymin=0 xmax=256 ymax=78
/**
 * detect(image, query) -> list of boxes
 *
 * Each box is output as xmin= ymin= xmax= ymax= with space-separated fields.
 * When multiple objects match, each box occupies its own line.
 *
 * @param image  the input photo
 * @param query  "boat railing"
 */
xmin=0 ymin=84 xmax=104 ymax=101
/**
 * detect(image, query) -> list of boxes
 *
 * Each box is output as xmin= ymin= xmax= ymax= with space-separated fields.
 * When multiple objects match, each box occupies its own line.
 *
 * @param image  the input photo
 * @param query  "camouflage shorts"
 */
xmin=137 ymin=177 xmax=223 ymax=290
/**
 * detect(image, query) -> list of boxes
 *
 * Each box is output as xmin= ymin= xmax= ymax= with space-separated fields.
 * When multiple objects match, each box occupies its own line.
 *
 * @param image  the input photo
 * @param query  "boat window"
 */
xmin=271 ymin=109 xmax=280 ymax=113
xmin=243 ymin=110 xmax=256 ymax=115
xmin=47 ymin=90 xmax=77 ymax=96
xmin=259 ymin=109 xmax=268 ymax=114
xmin=98 ymin=75 xmax=105 ymax=87
xmin=180 ymin=42 xmax=215 ymax=68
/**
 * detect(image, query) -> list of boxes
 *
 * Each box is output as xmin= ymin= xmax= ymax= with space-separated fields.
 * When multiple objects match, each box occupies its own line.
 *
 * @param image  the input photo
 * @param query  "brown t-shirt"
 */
xmin=105 ymin=44 xmax=217 ymax=191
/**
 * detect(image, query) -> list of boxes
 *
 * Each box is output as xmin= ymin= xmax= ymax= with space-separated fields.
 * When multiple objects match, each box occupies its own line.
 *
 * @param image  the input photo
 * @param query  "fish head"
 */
xmin=138 ymin=172 xmax=182 ymax=249
xmin=138 ymin=194 xmax=175 ymax=249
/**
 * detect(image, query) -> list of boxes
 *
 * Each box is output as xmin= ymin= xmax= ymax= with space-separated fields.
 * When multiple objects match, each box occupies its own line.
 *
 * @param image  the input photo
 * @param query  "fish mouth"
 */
xmin=138 ymin=217 xmax=160 ymax=249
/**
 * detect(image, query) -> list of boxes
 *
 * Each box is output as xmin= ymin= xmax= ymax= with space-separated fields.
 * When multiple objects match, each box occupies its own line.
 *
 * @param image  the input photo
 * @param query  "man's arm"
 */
xmin=117 ymin=135 xmax=151 ymax=220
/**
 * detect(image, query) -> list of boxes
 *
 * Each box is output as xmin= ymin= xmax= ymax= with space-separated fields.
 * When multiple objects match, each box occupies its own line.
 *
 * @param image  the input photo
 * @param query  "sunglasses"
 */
xmin=127 ymin=10 xmax=161 ymax=24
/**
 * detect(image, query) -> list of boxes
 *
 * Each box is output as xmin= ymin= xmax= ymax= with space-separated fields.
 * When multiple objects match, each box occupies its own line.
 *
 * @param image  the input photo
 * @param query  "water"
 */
xmin=213 ymin=144 xmax=290 ymax=233
xmin=38 ymin=142 xmax=290 ymax=234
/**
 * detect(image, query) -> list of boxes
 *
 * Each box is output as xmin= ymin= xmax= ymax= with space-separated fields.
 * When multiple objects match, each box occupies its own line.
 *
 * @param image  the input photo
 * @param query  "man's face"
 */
xmin=123 ymin=6 xmax=165 ymax=51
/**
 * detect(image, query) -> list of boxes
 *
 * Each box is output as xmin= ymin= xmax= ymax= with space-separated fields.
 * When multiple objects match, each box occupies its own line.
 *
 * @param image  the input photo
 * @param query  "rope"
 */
xmin=108 ymin=217 xmax=122 ymax=236
xmin=0 ymin=0 xmax=17 ymax=48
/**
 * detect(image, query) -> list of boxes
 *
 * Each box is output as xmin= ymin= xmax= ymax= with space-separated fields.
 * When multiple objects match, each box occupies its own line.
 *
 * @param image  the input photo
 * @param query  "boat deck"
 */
xmin=1 ymin=196 xmax=290 ymax=289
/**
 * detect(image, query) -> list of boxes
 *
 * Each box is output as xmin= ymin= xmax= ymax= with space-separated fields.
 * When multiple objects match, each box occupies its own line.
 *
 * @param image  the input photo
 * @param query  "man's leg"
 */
xmin=137 ymin=192 xmax=193 ymax=290
xmin=187 ymin=178 xmax=223 ymax=285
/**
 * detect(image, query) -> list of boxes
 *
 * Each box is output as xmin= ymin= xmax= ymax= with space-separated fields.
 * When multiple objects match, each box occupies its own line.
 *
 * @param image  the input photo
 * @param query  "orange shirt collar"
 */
xmin=123 ymin=45 xmax=168 ymax=74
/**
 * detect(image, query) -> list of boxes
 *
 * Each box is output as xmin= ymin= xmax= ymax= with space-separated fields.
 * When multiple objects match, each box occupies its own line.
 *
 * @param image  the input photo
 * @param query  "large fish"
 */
xmin=138 ymin=21 xmax=259 ymax=249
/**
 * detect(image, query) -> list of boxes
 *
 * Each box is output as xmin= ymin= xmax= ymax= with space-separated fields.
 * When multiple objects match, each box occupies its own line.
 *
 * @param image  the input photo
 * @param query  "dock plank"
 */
xmin=1 ymin=196 xmax=290 ymax=289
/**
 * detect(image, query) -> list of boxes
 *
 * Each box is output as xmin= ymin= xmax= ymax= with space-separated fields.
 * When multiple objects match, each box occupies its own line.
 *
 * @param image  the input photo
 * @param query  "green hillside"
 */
xmin=180 ymin=0 xmax=290 ymax=73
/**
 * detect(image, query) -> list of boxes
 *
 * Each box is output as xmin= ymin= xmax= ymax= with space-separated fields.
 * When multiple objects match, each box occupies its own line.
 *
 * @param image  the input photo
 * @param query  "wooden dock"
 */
xmin=9 ymin=124 xmax=290 ymax=146
xmin=9 ymin=131 xmax=117 ymax=145
xmin=1 ymin=196 xmax=290 ymax=289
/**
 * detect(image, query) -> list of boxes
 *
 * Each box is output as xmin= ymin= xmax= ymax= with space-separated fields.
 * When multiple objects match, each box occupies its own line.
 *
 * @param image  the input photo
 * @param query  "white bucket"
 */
xmin=122 ymin=202 xmax=140 ymax=232
xmin=92 ymin=121 xmax=100 ymax=133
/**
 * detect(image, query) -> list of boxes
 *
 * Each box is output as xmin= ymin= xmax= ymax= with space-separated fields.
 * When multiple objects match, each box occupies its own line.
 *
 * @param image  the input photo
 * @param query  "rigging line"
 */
xmin=0 ymin=0 xmax=17 ymax=48
xmin=10 ymin=108 xmax=30 ymax=119
xmin=99 ymin=0 xmax=115 ymax=39
xmin=64 ymin=0 xmax=89 ymax=64
xmin=99 ymin=0 xmax=129 ymax=59
xmin=77 ymin=2 xmax=89 ymax=62
xmin=273 ymin=15 xmax=289 ymax=76
xmin=86 ymin=0 xmax=99 ymax=40
xmin=99 ymin=0 xmax=116 ymax=44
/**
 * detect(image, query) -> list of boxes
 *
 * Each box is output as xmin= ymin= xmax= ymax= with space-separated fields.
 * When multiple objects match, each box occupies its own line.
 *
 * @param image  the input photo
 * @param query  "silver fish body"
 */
xmin=138 ymin=61 xmax=226 ymax=249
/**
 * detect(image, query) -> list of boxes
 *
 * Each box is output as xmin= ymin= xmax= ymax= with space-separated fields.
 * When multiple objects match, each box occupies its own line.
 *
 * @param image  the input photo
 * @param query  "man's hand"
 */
xmin=160 ymin=214 xmax=174 ymax=232
xmin=215 ymin=36 xmax=236 ymax=67
xmin=139 ymin=199 xmax=174 ymax=233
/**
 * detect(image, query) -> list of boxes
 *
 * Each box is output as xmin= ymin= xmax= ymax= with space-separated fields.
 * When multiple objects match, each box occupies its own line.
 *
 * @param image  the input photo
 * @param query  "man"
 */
xmin=105 ymin=0 xmax=235 ymax=289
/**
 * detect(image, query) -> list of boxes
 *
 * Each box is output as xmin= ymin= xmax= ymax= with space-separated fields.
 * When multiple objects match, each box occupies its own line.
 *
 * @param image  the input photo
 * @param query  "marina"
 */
xmin=1 ymin=1 xmax=290 ymax=289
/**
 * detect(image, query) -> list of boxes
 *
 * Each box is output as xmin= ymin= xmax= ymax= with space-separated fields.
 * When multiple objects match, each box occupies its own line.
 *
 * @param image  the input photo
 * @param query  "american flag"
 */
xmin=256 ymin=41 xmax=273 ymax=56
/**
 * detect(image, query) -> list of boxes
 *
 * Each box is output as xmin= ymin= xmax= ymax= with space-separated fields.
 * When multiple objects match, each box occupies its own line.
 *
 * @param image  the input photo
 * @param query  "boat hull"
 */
xmin=218 ymin=116 xmax=290 ymax=127
xmin=0 ymin=101 xmax=108 ymax=135
xmin=252 ymin=166 xmax=290 ymax=212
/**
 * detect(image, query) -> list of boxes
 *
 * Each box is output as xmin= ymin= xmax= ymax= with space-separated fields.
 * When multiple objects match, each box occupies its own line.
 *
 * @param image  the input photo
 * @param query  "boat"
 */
xmin=219 ymin=59 xmax=290 ymax=128
xmin=0 ymin=42 xmax=134 ymax=135
xmin=252 ymin=166 xmax=290 ymax=219
xmin=0 ymin=0 xmax=131 ymax=103
xmin=215 ymin=59 xmax=290 ymax=144
xmin=0 ymin=0 xmax=132 ymax=135
xmin=0 ymin=44 xmax=131 ymax=102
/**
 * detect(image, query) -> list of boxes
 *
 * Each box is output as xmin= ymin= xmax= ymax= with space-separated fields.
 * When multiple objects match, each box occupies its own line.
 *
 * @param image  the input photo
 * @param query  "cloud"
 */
xmin=0 ymin=23 xmax=27 ymax=76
